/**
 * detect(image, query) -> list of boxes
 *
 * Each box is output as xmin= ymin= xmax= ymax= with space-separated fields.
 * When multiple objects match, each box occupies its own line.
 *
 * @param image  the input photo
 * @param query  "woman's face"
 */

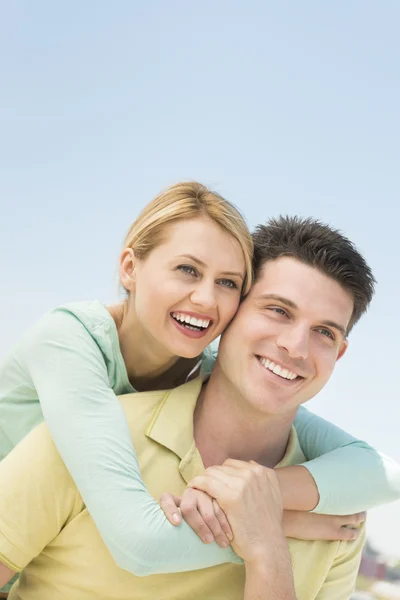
xmin=124 ymin=216 xmax=246 ymax=359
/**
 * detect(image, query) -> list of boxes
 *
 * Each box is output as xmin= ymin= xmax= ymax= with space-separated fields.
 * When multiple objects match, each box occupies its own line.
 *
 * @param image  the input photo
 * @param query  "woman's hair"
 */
xmin=123 ymin=181 xmax=253 ymax=294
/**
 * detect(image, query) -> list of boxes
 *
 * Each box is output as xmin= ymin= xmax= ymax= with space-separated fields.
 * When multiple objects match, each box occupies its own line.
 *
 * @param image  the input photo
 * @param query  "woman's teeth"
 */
xmin=171 ymin=312 xmax=211 ymax=330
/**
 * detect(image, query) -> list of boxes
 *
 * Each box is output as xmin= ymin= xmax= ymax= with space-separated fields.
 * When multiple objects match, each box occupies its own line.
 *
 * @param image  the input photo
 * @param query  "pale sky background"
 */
xmin=1 ymin=1 xmax=399 ymax=557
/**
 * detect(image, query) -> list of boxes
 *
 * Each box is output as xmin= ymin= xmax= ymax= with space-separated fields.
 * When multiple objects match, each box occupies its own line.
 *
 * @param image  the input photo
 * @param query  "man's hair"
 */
xmin=252 ymin=216 xmax=376 ymax=334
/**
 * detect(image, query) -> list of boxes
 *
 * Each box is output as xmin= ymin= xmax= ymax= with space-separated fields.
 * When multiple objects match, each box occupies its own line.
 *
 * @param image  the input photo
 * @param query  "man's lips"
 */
xmin=256 ymin=355 xmax=305 ymax=382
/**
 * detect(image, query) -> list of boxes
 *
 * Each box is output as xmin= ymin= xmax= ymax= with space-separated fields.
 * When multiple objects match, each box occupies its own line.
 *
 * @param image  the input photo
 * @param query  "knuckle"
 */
xmin=356 ymin=511 xmax=367 ymax=523
xmin=197 ymin=523 xmax=210 ymax=536
xmin=348 ymin=514 xmax=358 ymax=525
xmin=253 ymin=464 xmax=264 ymax=477
xmin=180 ymin=503 xmax=196 ymax=517
xmin=242 ymin=470 xmax=253 ymax=483
xmin=160 ymin=492 xmax=172 ymax=503
xmin=343 ymin=527 xmax=359 ymax=541
xmin=232 ymin=488 xmax=243 ymax=502
xmin=202 ymin=511 xmax=216 ymax=525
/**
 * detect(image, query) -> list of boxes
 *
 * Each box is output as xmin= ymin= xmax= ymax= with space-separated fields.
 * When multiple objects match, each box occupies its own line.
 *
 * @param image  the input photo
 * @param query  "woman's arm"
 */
xmin=19 ymin=310 xmax=241 ymax=575
xmin=203 ymin=346 xmax=400 ymax=514
xmin=285 ymin=405 xmax=400 ymax=514
xmin=0 ymin=563 xmax=15 ymax=590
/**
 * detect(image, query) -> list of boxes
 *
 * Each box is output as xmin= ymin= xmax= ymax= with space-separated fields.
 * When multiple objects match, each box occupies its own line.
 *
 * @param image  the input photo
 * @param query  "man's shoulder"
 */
xmin=289 ymin=526 xmax=365 ymax=599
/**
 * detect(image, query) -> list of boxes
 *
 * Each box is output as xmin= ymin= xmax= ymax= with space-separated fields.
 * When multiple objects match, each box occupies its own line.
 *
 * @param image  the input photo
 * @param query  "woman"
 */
xmin=0 ymin=181 xmax=399 ymax=577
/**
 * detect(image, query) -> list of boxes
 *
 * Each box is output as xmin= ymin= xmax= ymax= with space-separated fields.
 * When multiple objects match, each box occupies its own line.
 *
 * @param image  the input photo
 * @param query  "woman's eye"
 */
xmin=218 ymin=279 xmax=238 ymax=289
xmin=316 ymin=327 xmax=335 ymax=340
xmin=177 ymin=265 xmax=197 ymax=276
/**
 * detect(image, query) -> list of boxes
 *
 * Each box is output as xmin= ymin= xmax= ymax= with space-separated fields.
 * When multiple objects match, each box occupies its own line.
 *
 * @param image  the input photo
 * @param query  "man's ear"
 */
xmin=119 ymin=248 xmax=137 ymax=292
xmin=336 ymin=339 xmax=349 ymax=362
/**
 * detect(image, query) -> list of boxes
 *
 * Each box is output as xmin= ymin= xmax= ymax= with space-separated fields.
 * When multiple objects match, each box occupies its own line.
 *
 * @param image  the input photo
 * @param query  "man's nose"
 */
xmin=276 ymin=324 xmax=309 ymax=360
xmin=190 ymin=280 xmax=217 ymax=310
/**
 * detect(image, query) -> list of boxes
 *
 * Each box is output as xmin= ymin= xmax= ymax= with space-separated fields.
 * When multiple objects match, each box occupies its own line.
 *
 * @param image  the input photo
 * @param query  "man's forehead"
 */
xmin=247 ymin=257 xmax=354 ymax=332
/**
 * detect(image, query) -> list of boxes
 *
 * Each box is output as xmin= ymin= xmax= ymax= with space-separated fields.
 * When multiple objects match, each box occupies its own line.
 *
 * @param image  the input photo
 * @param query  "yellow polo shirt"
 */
xmin=0 ymin=378 xmax=363 ymax=600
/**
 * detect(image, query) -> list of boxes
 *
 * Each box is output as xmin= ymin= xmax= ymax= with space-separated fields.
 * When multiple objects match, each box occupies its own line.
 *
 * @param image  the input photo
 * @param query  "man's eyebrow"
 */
xmin=255 ymin=294 xmax=348 ymax=337
xmin=178 ymin=254 xmax=244 ymax=279
xmin=320 ymin=320 xmax=347 ymax=338
xmin=255 ymin=294 xmax=298 ymax=309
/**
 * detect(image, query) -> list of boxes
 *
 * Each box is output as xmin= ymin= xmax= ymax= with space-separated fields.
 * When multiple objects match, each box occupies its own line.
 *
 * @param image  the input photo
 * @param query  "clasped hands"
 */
xmin=160 ymin=459 xmax=365 ymax=563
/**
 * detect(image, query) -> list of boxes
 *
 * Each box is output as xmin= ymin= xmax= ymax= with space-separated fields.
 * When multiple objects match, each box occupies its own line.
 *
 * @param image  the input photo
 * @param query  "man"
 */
xmin=0 ymin=216 xmax=374 ymax=599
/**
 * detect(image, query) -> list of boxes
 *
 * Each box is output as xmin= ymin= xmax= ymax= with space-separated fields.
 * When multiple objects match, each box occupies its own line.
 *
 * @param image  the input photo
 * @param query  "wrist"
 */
xmin=243 ymin=534 xmax=288 ymax=568
xmin=276 ymin=465 xmax=319 ymax=511
xmin=244 ymin=541 xmax=296 ymax=600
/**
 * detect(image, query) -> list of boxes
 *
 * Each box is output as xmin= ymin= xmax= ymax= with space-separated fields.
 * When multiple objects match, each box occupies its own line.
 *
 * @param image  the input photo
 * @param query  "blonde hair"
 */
xmin=123 ymin=181 xmax=253 ymax=294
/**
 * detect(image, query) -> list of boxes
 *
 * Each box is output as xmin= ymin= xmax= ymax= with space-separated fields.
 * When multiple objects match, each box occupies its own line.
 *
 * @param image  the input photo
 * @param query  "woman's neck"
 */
xmin=107 ymin=302 xmax=201 ymax=391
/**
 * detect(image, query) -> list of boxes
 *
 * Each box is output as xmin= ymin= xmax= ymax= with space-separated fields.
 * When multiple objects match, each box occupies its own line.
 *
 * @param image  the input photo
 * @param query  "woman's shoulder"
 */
xmin=11 ymin=300 xmax=119 ymax=360
xmin=50 ymin=300 xmax=114 ymax=331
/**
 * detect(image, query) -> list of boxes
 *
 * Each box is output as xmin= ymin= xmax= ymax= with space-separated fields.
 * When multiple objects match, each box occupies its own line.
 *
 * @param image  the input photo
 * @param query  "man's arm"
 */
xmin=0 ymin=562 xmax=15 ymax=589
xmin=244 ymin=541 xmax=296 ymax=600
xmin=189 ymin=459 xmax=297 ymax=600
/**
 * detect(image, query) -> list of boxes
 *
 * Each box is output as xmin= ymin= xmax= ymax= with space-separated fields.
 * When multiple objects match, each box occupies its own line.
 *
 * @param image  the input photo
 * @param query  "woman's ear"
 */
xmin=119 ymin=248 xmax=136 ymax=292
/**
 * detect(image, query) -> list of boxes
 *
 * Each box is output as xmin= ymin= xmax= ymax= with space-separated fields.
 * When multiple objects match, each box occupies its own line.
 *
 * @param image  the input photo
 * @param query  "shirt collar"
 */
xmin=145 ymin=377 xmax=306 ymax=482
xmin=145 ymin=377 xmax=204 ymax=483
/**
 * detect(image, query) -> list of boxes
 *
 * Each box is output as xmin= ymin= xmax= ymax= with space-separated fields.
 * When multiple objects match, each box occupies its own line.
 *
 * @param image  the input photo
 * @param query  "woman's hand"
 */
xmin=160 ymin=488 xmax=233 ymax=548
xmin=283 ymin=510 xmax=366 ymax=541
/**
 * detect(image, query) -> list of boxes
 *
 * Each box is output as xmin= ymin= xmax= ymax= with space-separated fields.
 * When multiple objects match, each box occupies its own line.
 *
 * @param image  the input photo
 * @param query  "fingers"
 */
xmin=338 ymin=527 xmax=360 ymax=541
xmin=180 ymin=489 xmax=232 ymax=547
xmin=159 ymin=492 xmax=182 ymax=525
xmin=188 ymin=468 xmax=235 ymax=501
xmin=335 ymin=511 xmax=366 ymax=541
xmin=339 ymin=512 xmax=366 ymax=525
xmin=212 ymin=499 xmax=234 ymax=542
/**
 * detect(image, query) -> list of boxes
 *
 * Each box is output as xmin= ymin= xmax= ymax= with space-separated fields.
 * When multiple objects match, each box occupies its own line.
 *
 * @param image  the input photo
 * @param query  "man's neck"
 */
xmin=194 ymin=366 xmax=295 ymax=469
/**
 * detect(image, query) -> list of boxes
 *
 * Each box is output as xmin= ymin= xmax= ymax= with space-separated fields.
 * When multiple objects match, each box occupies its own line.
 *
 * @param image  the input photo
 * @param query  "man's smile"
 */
xmin=256 ymin=355 xmax=305 ymax=383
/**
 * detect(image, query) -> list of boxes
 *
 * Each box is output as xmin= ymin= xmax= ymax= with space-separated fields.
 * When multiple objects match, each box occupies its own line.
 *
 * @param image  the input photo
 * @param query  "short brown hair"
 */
xmin=252 ymin=216 xmax=375 ymax=333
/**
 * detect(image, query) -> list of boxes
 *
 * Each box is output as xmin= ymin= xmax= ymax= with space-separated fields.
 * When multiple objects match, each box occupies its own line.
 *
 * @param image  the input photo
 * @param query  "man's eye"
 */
xmin=218 ymin=279 xmax=238 ymax=289
xmin=177 ymin=265 xmax=197 ymax=276
xmin=269 ymin=307 xmax=288 ymax=317
xmin=316 ymin=327 xmax=335 ymax=340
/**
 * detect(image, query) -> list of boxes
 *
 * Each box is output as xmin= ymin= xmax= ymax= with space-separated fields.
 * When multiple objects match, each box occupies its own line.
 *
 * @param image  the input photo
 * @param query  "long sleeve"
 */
xmin=18 ymin=310 xmax=240 ymax=576
xmin=295 ymin=406 xmax=400 ymax=514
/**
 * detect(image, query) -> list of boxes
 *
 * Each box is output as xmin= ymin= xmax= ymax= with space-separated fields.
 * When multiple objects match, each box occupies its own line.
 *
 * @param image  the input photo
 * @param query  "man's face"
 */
xmin=216 ymin=256 xmax=353 ymax=416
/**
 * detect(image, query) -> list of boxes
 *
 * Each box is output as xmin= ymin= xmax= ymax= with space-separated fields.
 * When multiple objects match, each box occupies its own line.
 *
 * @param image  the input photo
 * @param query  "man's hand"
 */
xmin=188 ymin=459 xmax=285 ymax=564
xmin=189 ymin=459 xmax=297 ymax=599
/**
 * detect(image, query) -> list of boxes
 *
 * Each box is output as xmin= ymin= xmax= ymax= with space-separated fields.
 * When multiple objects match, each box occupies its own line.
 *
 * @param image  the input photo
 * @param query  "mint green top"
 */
xmin=0 ymin=301 xmax=399 ymax=576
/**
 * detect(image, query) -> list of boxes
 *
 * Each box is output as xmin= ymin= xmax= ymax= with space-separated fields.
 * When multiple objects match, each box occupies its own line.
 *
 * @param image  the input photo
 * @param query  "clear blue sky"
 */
xmin=1 ymin=1 xmax=399 ymax=556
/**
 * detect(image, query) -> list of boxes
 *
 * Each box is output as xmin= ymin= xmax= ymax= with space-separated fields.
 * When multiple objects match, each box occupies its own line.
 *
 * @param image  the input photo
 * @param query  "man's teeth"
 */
xmin=171 ymin=312 xmax=211 ymax=329
xmin=258 ymin=357 xmax=298 ymax=381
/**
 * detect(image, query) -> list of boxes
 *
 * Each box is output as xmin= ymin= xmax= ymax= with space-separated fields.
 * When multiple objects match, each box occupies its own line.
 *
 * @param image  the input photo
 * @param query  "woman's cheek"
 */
xmin=220 ymin=296 xmax=242 ymax=327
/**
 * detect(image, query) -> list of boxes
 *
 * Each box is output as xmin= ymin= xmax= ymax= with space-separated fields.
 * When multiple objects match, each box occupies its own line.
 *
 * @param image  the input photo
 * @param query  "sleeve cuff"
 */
xmin=0 ymin=529 xmax=32 ymax=572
